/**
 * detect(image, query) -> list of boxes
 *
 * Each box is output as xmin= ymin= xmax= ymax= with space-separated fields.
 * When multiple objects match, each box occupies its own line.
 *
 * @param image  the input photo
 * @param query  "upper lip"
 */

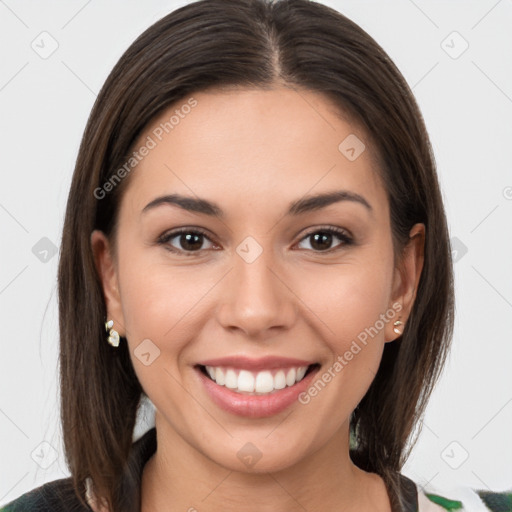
xmin=196 ymin=356 xmax=316 ymax=372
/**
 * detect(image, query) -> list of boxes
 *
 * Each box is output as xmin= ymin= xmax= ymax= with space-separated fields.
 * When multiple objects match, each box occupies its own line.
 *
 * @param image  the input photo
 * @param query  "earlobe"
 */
xmin=386 ymin=223 xmax=425 ymax=342
xmin=90 ymin=230 xmax=125 ymax=336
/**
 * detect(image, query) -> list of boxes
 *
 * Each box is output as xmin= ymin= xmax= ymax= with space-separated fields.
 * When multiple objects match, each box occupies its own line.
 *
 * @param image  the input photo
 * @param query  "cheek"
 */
xmin=116 ymin=260 xmax=203 ymax=402
xmin=295 ymin=261 xmax=394 ymax=430
xmin=116 ymin=246 xmax=219 ymax=353
xmin=118 ymin=267 xmax=195 ymax=343
xmin=303 ymin=257 xmax=394 ymax=350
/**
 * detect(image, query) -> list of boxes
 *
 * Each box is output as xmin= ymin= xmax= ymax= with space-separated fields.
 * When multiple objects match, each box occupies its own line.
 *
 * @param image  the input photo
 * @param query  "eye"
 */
xmin=296 ymin=227 xmax=353 ymax=252
xmin=157 ymin=226 xmax=353 ymax=256
xmin=157 ymin=228 xmax=217 ymax=256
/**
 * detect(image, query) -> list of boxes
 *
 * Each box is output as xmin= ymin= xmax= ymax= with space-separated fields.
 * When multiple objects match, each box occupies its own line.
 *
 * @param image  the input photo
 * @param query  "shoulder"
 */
xmin=416 ymin=482 xmax=512 ymax=512
xmin=0 ymin=427 xmax=157 ymax=512
xmin=417 ymin=487 xmax=459 ymax=511
xmin=0 ymin=477 xmax=92 ymax=512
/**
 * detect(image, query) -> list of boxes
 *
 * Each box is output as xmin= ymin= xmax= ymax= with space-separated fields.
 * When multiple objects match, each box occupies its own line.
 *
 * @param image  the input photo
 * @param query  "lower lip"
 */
xmin=196 ymin=366 xmax=320 ymax=418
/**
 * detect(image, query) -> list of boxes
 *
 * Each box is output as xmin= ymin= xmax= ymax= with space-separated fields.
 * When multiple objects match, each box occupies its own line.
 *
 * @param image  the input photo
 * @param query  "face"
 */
xmin=92 ymin=86 xmax=423 ymax=474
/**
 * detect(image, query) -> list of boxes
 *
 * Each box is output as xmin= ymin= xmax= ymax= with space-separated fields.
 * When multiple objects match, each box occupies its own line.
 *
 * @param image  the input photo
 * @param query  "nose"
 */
xmin=215 ymin=244 xmax=297 ymax=339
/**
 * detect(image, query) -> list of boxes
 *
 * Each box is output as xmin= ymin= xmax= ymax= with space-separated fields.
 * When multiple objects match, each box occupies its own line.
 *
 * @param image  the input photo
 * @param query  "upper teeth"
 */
xmin=204 ymin=366 xmax=309 ymax=394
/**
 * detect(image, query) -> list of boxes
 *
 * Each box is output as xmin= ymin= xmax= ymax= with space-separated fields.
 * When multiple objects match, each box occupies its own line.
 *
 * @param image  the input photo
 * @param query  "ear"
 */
xmin=385 ymin=223 xmax=425 ymax=342
xmin=90 ymin=230 xmax=126 ymax=336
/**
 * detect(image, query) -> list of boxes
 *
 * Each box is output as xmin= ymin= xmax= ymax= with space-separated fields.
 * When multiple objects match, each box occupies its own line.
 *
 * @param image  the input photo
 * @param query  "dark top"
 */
xmin=0 ymin=427 xmax=419 ymax=511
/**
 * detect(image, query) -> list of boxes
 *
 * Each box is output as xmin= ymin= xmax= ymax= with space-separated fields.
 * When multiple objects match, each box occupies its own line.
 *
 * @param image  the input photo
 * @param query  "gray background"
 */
xmin=1 ymin=0 xmax=511 ymax=507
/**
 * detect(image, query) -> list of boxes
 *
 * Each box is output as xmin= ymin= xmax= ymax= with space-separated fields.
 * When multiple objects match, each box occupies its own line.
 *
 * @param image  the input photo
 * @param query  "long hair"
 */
xmin=57 ymin=1 xmax=455 ymax=510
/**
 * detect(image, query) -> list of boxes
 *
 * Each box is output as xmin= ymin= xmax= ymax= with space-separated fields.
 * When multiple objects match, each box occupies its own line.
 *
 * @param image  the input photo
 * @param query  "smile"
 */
xmin=201 ymin=365 xmax=313 ymax=395
xmin=194 ymin=357 xmax=321 ymax=418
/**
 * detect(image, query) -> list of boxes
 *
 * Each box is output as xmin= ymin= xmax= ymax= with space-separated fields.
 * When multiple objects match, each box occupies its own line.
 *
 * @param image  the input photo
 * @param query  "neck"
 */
xmin=141 ymin=413 xmax=391 ymax=512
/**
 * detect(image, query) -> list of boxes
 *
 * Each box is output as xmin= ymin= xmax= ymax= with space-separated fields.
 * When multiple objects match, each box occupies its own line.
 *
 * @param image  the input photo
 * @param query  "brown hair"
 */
xmin=58 ymin=0 xmax=454 ymax=510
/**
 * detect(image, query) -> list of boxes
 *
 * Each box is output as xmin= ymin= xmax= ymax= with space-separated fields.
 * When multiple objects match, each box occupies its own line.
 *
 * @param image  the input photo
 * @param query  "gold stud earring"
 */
xmin=393 ymin=319 xmax=404 ymax=335
xmin=105 ymin=319 xmax=120 ymax=347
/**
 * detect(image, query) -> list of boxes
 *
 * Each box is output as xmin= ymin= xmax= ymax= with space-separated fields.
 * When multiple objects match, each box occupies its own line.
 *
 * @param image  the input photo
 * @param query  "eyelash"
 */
xmin=157 ymin=226 xmax=354 ymax=257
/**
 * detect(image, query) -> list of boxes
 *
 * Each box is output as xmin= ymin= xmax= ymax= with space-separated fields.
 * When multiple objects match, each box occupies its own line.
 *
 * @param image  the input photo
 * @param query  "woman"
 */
xmin=2 ymin=0 xmax=491 ymax=510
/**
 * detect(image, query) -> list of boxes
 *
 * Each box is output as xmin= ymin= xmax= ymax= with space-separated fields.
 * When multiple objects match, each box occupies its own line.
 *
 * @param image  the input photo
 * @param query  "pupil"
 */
xmin=311 ymin=232 xmax=332 ymax=251
xmin=181 ymin=233 xmax=202 ymax=250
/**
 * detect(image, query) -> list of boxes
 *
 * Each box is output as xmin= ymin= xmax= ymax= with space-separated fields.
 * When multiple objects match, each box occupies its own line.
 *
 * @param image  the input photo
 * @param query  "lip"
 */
xmin=196 ymin=356 xmax=316 ymax=372
xmin=195 ymin=362 xmax=320 ymax=418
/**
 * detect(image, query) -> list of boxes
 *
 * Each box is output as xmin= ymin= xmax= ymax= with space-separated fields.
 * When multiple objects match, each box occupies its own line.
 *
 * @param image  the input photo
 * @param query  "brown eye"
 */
xmin=158 ymin=228 xmax=216 ymax=256
xmin=177 ymin=232 xmax=204 ymax=251
xmin=296 ymin=227 xmax=353 ymax=252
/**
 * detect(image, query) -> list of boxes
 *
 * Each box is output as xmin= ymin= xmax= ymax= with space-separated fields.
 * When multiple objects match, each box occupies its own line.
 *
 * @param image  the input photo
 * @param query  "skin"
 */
xmin=91 ymin=86 xmax=424 ymax=512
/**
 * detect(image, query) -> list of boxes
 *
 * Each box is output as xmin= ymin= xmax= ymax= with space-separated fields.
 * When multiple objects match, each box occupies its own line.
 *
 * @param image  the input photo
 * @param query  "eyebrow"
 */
xmin=141 ymin=190 xmax=373 ymax=218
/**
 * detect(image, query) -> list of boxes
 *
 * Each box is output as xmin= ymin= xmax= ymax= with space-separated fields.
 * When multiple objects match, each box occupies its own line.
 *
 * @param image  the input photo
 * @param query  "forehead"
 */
xmin=120 ymin=86 xmax=387 ymax=218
